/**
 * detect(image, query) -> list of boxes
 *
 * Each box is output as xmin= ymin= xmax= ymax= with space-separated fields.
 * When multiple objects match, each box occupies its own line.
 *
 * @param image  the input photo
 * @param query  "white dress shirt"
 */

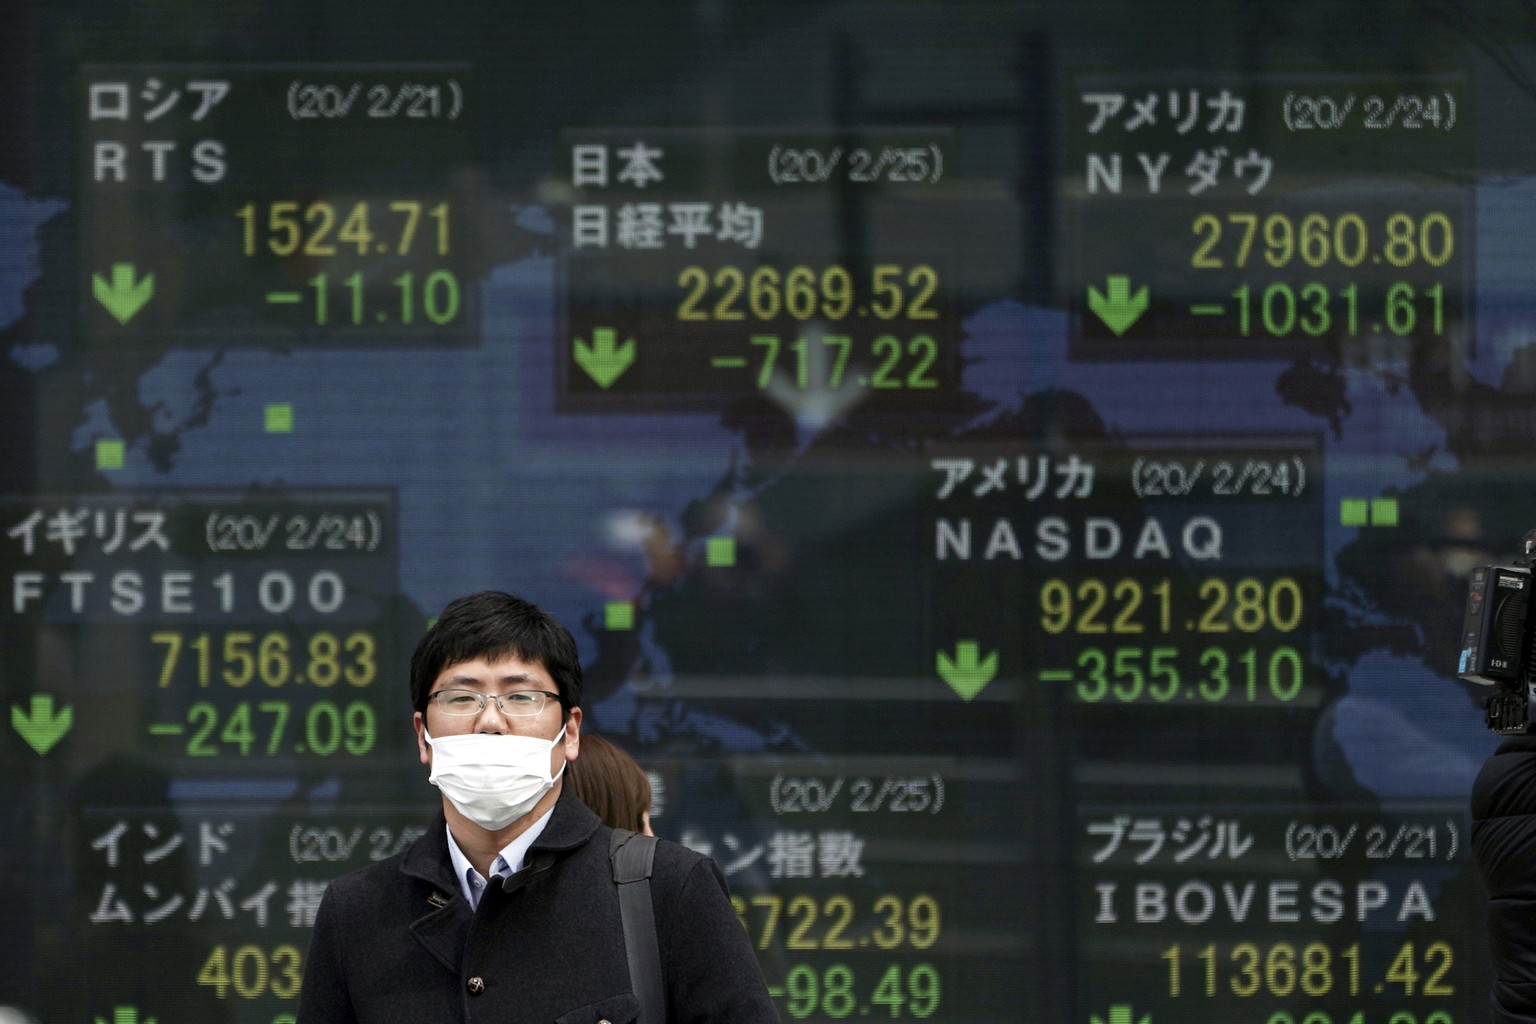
xmin=444 ymin=805 xmax=556 ymax=910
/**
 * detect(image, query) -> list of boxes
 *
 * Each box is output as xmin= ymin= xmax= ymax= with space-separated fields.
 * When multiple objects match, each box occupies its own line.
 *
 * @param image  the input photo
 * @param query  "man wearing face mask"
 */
xmin=296 ymin=590 xmax=778 ymax=1024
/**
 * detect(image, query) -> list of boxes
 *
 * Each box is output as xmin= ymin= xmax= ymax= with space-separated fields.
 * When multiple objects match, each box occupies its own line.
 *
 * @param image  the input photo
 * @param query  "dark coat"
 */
xmin=297 ymin=785 xmax=779 ymax=1024
xmin=1472 ymin=734 xmax=1536 ymax=1024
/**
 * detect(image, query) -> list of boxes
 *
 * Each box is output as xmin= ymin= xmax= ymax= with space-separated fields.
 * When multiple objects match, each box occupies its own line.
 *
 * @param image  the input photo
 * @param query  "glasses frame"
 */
xmin=426 ymin=687 xmax=562 ymax=717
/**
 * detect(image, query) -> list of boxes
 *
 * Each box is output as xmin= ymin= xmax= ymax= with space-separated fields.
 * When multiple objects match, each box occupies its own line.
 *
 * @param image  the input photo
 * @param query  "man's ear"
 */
xmin=563 ymin=706 xmax=582 ymax=761
xmin=414 ymin=712 xmax=430 ymax=766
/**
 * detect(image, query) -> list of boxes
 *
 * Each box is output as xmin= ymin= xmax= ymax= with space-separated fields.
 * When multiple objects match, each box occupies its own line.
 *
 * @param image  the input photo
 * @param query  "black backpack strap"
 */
xmin=610 ymin=828 xmax=665 ymax=1024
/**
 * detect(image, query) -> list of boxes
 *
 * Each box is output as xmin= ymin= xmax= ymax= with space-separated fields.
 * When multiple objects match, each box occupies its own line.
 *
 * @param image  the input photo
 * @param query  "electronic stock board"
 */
xmin=0 ymin=2 xmax=1531 ymax=1023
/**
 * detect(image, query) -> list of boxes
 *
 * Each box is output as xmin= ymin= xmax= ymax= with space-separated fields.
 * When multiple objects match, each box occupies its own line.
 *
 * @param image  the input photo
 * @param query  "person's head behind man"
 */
xmin=568 ymin=732 xmax=654 ymax=836
xmin=409 ymin=591 xmax=584 ymax=841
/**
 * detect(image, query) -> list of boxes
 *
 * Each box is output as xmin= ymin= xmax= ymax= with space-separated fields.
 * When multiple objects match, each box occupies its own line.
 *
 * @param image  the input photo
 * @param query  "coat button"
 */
xmin=466 ymin=976 xmax=486 ymax=995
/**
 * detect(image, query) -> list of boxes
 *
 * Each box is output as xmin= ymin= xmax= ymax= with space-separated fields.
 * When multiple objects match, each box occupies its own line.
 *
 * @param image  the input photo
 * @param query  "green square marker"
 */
xmin=1340 ymin=499 xmax=1369 ymax=527
xmin=96 ymin=439 xmax=125 ymax=470
xmin=265 ymin=403 xmax=294 ymax=433
xmin=706 ymin=536 xmax=736 ymax=567
xmin=1371 ymin=497 xmax=1399 ymax=527
xmin=604 ymin=601 xmax=634 ymax=631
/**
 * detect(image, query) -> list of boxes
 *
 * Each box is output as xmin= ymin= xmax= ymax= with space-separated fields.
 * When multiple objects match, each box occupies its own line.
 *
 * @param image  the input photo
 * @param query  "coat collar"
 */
xmin=530 ymin=781 xmax=603 ymax=852
xmin=399 ymin=784 xmax=602 ymax=885
xmin=400 ymin=786 xmax=603 ymax=972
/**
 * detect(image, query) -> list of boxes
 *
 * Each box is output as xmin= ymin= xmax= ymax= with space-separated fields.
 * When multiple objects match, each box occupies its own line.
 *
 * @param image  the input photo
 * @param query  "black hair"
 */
xmin=409 ymin=591 xmax=582 ymax=719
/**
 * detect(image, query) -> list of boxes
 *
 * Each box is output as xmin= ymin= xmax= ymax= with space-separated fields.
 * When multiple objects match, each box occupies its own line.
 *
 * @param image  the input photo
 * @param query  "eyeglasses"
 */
xmin=427 ymin=688 xmax=561 ymax=717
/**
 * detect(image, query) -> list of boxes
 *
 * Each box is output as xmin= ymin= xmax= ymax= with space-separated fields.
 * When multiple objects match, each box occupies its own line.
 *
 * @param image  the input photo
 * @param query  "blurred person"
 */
xmin=297 ymin=590 xmax=775 ymax=1023
xmin=1472 ymin=732 xmax=1536 ymax=1024
xmin=567 ymin=731 xmax=654 ymax=836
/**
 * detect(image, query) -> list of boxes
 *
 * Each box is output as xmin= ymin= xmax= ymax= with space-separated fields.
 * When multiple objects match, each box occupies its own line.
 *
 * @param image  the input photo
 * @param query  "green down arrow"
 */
xmin=1087 ymin=275 xmax=1149 ymax=336
xmin=573 ymin=327 xmax=636 ymax=388
xmin=1090 ymin=1006 xmax=1152 ymax=1024
xmin=936 ymin=641 xmax=997 ymax=701
xmin=97 ymin=1007 xmax=158 ymax=1024
xmin=12 ymin=694 xmax=73 ymax=755
xmin=92 ymin=263 xmax=156 ymax=324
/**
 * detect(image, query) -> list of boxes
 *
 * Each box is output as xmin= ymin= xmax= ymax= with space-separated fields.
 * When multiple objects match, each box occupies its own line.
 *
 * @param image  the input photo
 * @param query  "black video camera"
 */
xmin=1457 ymin=530 xmax=1536 ymax=733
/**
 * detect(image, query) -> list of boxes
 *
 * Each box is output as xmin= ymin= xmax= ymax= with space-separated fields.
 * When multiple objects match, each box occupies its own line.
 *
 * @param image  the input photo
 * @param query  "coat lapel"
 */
xmin=400 ymin=814 xmax=473 ymax=973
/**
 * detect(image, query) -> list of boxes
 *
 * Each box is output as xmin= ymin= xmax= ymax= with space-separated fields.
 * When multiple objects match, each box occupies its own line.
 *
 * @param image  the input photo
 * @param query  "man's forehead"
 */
xmin=435 ymin=654 xmax=553 ymax=686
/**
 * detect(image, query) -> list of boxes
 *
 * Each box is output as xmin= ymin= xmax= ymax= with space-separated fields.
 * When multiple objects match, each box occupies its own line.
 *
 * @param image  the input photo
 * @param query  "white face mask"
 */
xmin=424 ymin=725 xmax=567 ymax=831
